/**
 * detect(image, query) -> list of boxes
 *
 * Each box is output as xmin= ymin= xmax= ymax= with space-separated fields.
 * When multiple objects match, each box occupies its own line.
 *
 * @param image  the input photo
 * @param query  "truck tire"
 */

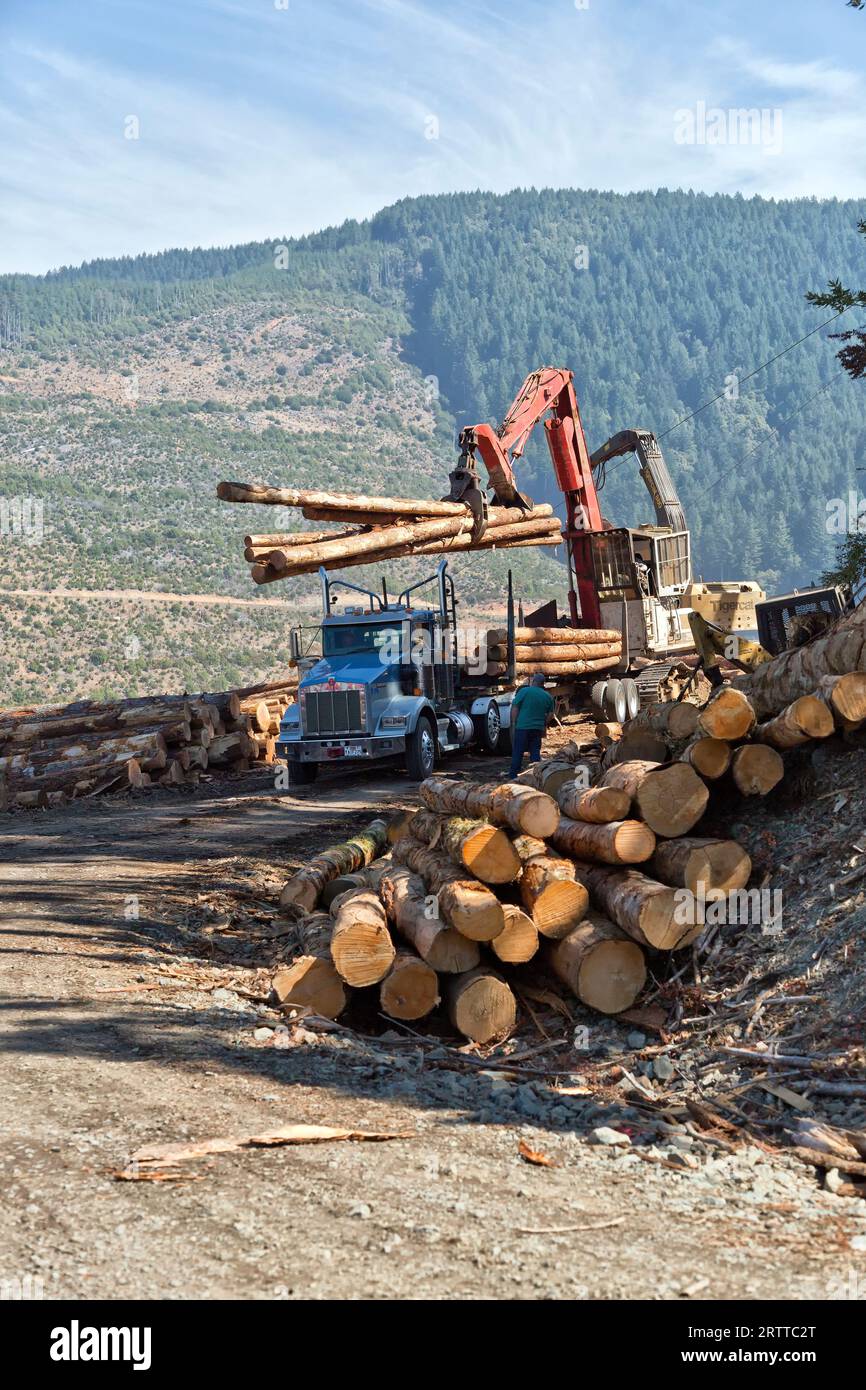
xmin=602 ymin=678 xmax=627 ymax=724
xmin=472 ymin=699 xmax=502 ymax=754
xmin=406 ymin=715 xmax=437 ymax=781
xmin=288 ymin=761 xmax=318 ymax=786
xmin=622 ymin=678 xmax=640 ymax=720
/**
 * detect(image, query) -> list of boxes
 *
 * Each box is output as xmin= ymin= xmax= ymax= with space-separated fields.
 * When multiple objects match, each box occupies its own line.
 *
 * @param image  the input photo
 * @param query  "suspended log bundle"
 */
xmin=218 ymin=481 xmax=566 ymax=583
xmin=0 ymin=675 xmax=298 ymax=810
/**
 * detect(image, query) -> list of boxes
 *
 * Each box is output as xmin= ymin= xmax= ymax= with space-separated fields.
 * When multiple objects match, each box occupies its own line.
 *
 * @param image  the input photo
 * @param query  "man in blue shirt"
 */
xmin=509 ymin=673 xmax=554 ymax=778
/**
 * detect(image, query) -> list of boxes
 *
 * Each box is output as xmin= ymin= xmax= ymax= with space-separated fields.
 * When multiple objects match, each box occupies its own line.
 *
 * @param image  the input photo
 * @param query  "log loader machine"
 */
xmin=453 ymin=366 xmax=763 ymax=718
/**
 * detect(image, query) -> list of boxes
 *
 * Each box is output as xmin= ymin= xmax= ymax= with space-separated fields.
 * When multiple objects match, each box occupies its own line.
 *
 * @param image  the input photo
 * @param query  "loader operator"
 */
xmin=509 ymin=673 xmax=554 ymax=778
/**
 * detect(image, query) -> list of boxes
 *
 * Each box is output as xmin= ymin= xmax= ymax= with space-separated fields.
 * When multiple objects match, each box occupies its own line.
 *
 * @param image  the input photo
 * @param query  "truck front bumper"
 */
xmin=277 ymin=735 xmax=407 ymax=764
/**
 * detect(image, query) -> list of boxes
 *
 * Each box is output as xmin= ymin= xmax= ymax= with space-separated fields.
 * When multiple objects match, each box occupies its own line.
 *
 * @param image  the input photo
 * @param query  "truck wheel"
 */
xmin=472 ymin=699 xmax=501 ymax=754
xmin=288 ymin=761 xmax=318 ymax=786
xmin=622 ymin=678 xmax=640 ymax=720
xmin=602 ymin=678 xmax=627 ymax=724
xmin=406 ymin=715 xmax=437 ymax=781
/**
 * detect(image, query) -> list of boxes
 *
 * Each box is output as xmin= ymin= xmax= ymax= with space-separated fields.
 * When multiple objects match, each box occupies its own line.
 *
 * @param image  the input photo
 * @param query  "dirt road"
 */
xmin=1 ymin=764 xmax=863 ymax=1301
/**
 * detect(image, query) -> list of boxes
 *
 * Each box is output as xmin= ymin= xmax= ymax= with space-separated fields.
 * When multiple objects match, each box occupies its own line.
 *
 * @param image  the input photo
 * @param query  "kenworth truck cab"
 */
xmin=277 ymin=561 xmax=513 ymax=784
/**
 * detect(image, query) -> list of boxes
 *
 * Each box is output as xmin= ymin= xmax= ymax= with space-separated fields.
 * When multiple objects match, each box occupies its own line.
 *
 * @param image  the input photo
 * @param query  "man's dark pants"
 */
xmin=509 ymin=727 xmax=542 ymax=778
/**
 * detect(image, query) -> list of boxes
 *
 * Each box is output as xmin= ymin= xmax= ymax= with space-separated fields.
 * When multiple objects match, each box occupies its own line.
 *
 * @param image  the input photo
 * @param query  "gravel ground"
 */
xmin=2 ymin=754 xmax=866 ymax=1301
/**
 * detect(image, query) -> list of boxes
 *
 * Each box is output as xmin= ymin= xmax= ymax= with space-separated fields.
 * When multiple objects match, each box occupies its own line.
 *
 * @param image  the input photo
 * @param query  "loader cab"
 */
xmin=589 ymin=525 xmax=694 ymax=660
xmin=756 ymin=584 xmax=855 ymax=656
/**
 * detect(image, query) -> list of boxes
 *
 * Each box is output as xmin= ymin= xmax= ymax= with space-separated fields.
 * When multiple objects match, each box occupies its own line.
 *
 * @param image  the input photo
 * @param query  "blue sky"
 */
xmin=1 ymin=0 xmax=865 ymax=273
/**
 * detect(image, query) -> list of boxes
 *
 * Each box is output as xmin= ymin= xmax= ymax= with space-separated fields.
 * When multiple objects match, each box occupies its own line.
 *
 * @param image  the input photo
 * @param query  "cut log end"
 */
xmin=379 ymin=952 xmax=440 ymax=1020
xmin=447 ymin=970 xmax=517 ymax=1044
xmin=490 ymin=904 xmax=539 ymax=964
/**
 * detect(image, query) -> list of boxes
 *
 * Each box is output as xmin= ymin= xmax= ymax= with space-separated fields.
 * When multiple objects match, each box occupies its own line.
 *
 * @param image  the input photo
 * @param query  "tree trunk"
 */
xmin=270 ymin=913 xmax=347 ymax=1019
xmin=519 ymin=853 xmax=590 ymax=939
xmin=379 ymin=951 xmax=440 ymax=1020
xmin=489 ymin=626 xmax=621 ymax=645
xmin=755 ymin=696 xmax=835 ymax=749
xmin=447 ymin=969 xmax=517 ymax=1044
xmin=650 ymin=837 xmax=751 ymax=896
xmin=598 ymin=760 xmax=709 ymax=837
xmin=815 ymin=672 xmax=866 ymax=725
xmin=626 ymin=700 xmax=700 ymax=740
xmin=697 ymin=687 xmax=757 ymax=740
xmin=409 ymin=809 xmax=521 ymax=883
xmin=730 ymin=744 xmax=784 ymax=796
xmin=328 ymin=888 xmax=396 ymax=987
xmin=218 ymin=480 xmax=469 ymax=516
xmin=419 ymin=776 xmax=559 ymax=837
xmin=377 ymin=864 xmax=480 ymax=973
xmin=390 ymin=837 xmax=504 ymax=940
xmin=550 ymin=912 xmax=647 ymax=1014
xmin=513 ymin=643 xmax=621 ymax=662
xmin=600 ymin=729 xmax=668 ymax=769
xmin=489 ymin=904 xmax=539 ymax=964
xmin=556 ymin=782 xmax=631 ymax=823
xmin=516 ymin=759 xmax=582 ymax=798
xmin=733 ymin=618 xmax=865 ymax=719
xmin=570 ymin=863 xmax=704 ymax=951
xmin=279 ymin=818 xmax=389 ymax=913
xmin=551 ymin=814 xmax=656 ymax=865
xmin=513 ymin=657 xmax=619 ymax=677
xmin=238 ymin=698 xmax=272 ymax=732
xmin=680 ymin=736 xmax=732 ymax=779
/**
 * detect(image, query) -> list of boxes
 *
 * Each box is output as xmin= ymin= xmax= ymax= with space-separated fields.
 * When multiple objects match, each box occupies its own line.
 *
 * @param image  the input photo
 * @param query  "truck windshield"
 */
xmin=322 ymin=622 xmax=404 ymax=659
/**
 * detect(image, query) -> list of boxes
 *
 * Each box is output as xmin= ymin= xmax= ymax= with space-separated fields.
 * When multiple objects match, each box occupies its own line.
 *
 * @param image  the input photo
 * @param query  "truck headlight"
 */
xmin=381 ymin=715 xmax=408 ymax=728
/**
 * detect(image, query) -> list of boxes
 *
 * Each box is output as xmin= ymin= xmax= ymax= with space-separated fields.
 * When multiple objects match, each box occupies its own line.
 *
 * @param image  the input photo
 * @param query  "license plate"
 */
xmin=344 ymin=745 xmax=365 ymax=757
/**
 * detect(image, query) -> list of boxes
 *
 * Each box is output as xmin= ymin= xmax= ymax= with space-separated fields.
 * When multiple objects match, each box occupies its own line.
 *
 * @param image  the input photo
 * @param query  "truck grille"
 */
xmin=303 ymin=689 xmax=364 ymax=735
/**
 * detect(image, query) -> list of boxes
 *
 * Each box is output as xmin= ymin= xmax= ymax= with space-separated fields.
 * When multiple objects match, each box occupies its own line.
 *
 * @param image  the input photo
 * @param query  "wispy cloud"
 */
xmin=0 ymin=0 xmax=864 ymax=273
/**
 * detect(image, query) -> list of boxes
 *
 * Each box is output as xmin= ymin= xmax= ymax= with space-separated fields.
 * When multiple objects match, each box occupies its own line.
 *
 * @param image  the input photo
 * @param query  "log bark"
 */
xmin=513 ymin=657 xmax=619 ymax=677
xmin=329 ymin=889 xmax=396 ymax=987
xmin=697 ymin=687 xmax=757 ymax=740
xmin=598 ymin=760 xmax=709 ymax=837
xmin=489 ymin=627 xmax=621 ymax=645
xmin=600 ymin=729 xmax=668 ymax=769
xmin=815 ymin=672 xmax=866 ymax=726
xmin=206 ymin=732 xmax=258 ymax=764
xmin=734 ymin=620 xmax=865 ymax=719
xmin=270 ymin=913 xmax=347 ymax=1019
xmin=219 ymin=480 xmax=469 ymax=516
xmin=391 ymin=837 xmax=504 ymax=941
xmin=279 ymin=818 xmax=389 ymax=913
xmin=550 ymin=912 xmax=647 ymax=1014
xmin=377 ymin=864 xmax=480 ymax=973
xmin=408 ymin=809 xmax=521 ymax=883
xmin=626 ymin=700 xmax=700 ymax=740
xmin=516 ymin=759 xmax=582 ymax=798
xmin=513 ymin=643 xmax=621 ymax=662
xmin=570 ymin=862 xmax=704 ymax=951
xmin=419 ymin=775 xmax=559 ymax=837
xmin=650 ymin=837 xmax=752 ymax=896
xmin=518 ymin=852 xmax=590 ymax=939
xmin=489 ymin=904 xmax=539 ymax=964
xmin=680 ymin=735 xmax=732 ymax=779
xmin=0 ymin=703 xmax=194 ymax=746
xmin=556 ymin=782 xmax=630 ymax=823
xmin=730 ymin=744 xmax=784 ymax=796
xmin=447 ymin=969 xmax=517 ymax=1044
xmin=755 ymin=696 xmax=835 ymax=749
xmin=379 ymin=950 xmax=440 ymax=1020
xmin=551 ymin=815 xmax=656 ymax=865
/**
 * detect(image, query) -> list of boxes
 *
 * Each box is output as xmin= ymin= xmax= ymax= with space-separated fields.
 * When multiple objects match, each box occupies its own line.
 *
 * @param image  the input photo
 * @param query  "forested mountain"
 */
xmin=1 ymin=188 xmax=864 ymax=700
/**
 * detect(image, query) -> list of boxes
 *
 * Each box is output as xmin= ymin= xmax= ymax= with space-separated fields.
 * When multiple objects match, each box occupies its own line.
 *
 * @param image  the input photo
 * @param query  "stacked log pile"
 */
xmin=482 ymin=624 xmax=623 ymax=680
xmin=217 ymin=482 xmax=564 ymax=584
xmin=269 ymin=747 xmax=754 ymax=1042
xmin=0 ymin=674 xmax=298 ymax=810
